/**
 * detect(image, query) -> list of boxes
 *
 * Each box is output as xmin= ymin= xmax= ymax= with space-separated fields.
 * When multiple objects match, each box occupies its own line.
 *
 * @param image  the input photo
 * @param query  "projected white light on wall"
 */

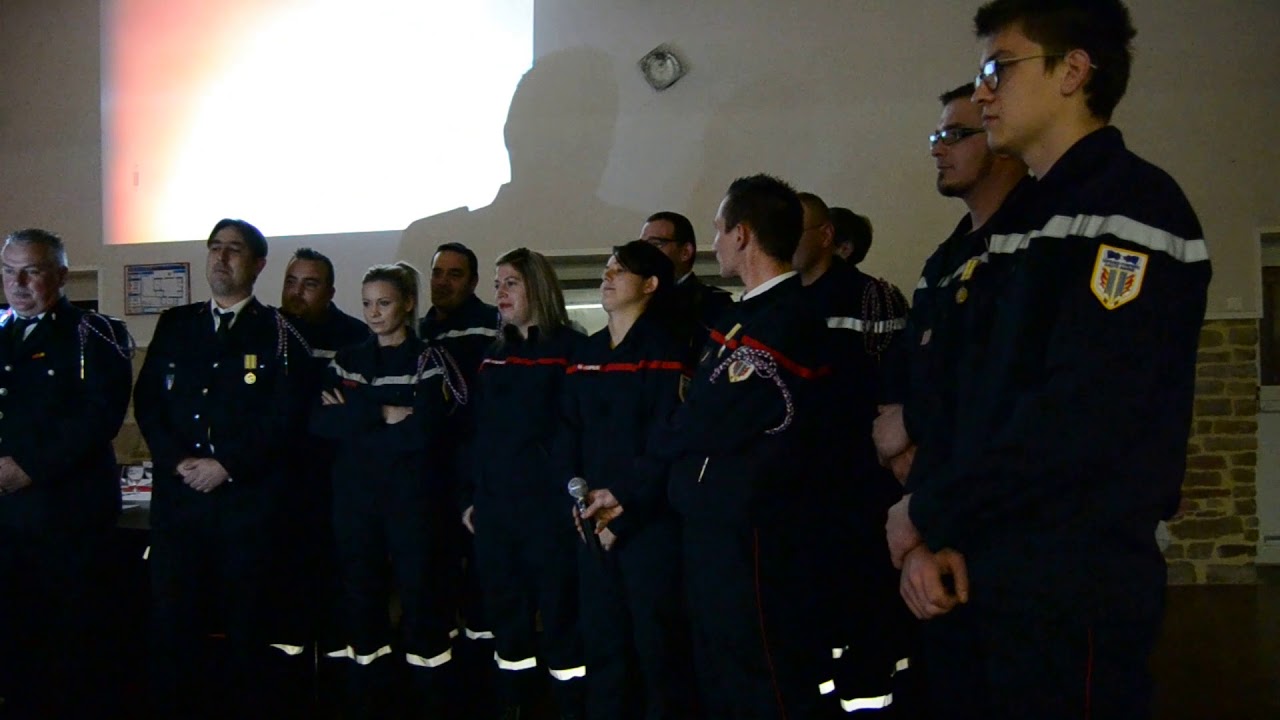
xmin=102 ymin=0 xmax=533 ymax=245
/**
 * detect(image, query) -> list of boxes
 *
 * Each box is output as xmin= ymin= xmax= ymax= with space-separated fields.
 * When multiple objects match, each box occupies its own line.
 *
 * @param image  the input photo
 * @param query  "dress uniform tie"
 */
xmin=8 ymin=315 xmax=39 ymax=352
xmin=214 ymin=309 xmax=233 ymax=344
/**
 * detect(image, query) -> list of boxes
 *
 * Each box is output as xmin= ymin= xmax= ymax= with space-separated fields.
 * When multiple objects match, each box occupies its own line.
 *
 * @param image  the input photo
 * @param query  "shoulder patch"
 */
xmin=1091 ymin=244 xmax=1148 ymax=310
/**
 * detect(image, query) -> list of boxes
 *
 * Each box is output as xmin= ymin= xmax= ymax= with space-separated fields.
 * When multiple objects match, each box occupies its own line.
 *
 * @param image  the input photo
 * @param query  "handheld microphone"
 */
xmin=567 ymin=477 xmax=602 ymax=556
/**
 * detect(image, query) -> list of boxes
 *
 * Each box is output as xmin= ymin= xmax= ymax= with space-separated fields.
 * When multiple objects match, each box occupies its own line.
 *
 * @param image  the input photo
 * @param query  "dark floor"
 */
xmin=69 ymin=534 xmax=1280 ymax=718
xmin=1151 ymin=566 xmax=1280 ymax=720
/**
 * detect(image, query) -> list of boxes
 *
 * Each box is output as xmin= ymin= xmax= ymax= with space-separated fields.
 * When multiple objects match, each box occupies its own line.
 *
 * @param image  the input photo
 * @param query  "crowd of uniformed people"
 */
xmin=0 ymin=1 xmax=1212 ymax=719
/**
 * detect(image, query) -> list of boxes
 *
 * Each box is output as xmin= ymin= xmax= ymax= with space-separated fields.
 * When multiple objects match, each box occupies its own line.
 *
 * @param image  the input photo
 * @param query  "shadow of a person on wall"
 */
xmin=399 ymin=45 xmax=643 ymax=279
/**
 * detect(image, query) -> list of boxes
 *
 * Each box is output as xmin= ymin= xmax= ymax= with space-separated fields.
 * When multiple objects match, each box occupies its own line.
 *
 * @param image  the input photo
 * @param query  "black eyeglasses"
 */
xmin=929 ymin=127 xmax=985 ymax=149
xmin=974 ymin=53 xmax=1066 ymax=92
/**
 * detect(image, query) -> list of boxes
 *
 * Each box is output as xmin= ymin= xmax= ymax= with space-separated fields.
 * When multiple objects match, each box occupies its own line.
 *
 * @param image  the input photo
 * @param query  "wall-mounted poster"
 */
xmin=125 ymin=262 xmax=190 ymax=315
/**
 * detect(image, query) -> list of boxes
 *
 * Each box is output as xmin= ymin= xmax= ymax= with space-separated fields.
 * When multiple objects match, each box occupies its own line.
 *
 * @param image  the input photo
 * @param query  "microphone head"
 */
xmin=567 ymin=477 xmax=589 ymax=500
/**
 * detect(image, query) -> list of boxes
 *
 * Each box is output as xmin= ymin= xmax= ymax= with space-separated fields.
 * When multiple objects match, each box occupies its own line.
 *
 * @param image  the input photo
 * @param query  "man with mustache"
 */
xmin=0 ymin=228 xmax=133 ymax=718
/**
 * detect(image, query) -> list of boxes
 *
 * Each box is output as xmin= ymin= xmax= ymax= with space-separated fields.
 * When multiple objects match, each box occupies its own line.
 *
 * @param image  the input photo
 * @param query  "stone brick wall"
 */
xmin=1165 ymin=319 xmax=1259 ymax=584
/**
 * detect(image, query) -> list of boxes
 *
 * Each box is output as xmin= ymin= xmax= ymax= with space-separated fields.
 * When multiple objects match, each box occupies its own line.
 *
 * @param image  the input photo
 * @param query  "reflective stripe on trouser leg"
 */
xmin=269 ymin=644 xmax=307 ymax=656
xmin=548 ymin=665 xmax=586 ymax=681
xmin=326 ymin=645 xmax=394 ymax=665
xmin=495 ymin=652 xmax=538 ymax=671
xmin=406 ymin=648 xmax=454 ymax=668
xmin=841 ymin=693 xmax=894 ymax=712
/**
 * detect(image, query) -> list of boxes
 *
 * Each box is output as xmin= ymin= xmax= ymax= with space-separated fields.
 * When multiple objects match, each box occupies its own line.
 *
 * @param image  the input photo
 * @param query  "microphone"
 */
xmin=567 ymin=477 xmax=602 ymax=556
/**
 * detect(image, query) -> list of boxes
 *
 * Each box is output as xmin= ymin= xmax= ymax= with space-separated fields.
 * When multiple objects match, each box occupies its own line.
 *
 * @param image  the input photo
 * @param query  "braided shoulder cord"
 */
xmin=708 ymin=346 xmax=794 ymax=435
xmin=274 ymin=311 xmax=313 ymax=375
xmin=78 ymin=314 xmax=136 ymax=379
xmin=860 ymin=277 xmax=910 ymax=357
xmin=418 ymin=345 xmax=470 ymax=407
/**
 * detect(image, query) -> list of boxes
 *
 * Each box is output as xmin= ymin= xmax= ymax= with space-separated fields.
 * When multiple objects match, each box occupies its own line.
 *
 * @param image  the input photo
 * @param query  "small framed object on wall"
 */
xmin=125 ymin=262 xmax=190 ymax=315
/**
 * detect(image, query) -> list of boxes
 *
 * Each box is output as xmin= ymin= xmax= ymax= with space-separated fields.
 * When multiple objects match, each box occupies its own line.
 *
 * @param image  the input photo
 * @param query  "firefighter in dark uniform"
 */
xmin=875 ymin=82 xmax=1030 ymax=492
xmin=134 ymin=218 xmax=309 ymax=719
xmin=651 ymin=175 xmax=831 ymax=720
xmin=0 ymin=229 xmax=133 ymax=719
xmin=311 ymin=262 xmax=467 ymax=719
xmin=557 ymin=241 xmax=693 ymax=720
xmin=889 ymin=3 xmax=1212 ymax=718
xmin=462 ymin=248 xmax=585 ymax=720
xmin=274 ymin=247 xmax=370 ymax=715
xmin=871 ymin=86 xmax=1032 ymax=718
xmin=640 ymin=211 xmax=733 ymax=360
xmin=419 ymin=242 xmax=500 ymax=715
xmin=793 ymin=193 xmax=911 ymax=716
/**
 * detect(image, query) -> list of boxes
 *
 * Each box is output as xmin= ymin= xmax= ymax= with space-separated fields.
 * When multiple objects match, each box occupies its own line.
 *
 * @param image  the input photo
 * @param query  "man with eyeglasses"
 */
xmin=886 ymin=1 xmax=1211 ymax=718
xmin=875 ymin=83 xmax=1029 ymax=483
xmin=639 ymin=211 xmax=733 ymax=356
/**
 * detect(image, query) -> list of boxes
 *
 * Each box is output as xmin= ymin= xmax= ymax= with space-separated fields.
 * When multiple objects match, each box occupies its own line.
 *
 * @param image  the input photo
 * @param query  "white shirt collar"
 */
xmin=740 ymin=271 xmax=797 ymax=301
xmin=9 ymin=310 xmax=48 ymax=340
xmin=677 ymin=271 xmax=694 ymax=285
xmin=210 ymin=295 xmax=254 ymax=331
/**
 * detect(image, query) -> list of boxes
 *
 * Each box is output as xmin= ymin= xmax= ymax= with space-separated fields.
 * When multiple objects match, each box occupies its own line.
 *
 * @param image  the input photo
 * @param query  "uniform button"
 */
xmin=3 ymin=365 xmax=10 ymax=372
xmin=0 ymin=389 xmax=7 ymax=396
xmin=202 ymin=388 xmax=209 ymax=395
xmin=194 ymin=442 xmax=202 ymax=448
xmin=47 ymin=369 xmax=55 ymax=376
xmin=0 ymin=412 xmax=5 ymax=420
xmin=194 ymin=413 xmax=200 ymax=419
xmin=212 ymin=362 xmax=219 ymax=369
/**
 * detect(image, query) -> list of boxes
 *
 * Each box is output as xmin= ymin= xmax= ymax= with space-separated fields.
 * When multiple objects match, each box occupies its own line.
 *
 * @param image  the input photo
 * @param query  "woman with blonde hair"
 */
xmin=311 ymin=261 xmax=467 ymax=719
xmin=461 ymin=248 xmax=586 ymax=719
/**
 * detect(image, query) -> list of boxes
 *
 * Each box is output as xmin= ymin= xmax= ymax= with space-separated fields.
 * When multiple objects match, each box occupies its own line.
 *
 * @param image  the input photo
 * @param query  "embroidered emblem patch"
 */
xmin=1091 ymin=244 xmax=1148 ymax=310
xmin=727 ymin=359 xmax=754 ymax=383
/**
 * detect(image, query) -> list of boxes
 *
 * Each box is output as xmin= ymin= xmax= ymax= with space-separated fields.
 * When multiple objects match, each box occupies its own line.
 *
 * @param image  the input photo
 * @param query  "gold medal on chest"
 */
xmin=955 ymin=286 xmax=969 ymax=304
xmin=244 ymin=371 xmax=257 ymax=385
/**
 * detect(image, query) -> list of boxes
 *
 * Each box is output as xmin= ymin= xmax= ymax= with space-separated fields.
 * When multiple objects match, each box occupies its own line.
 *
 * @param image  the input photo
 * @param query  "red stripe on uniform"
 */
xmin=708 ymin=330 xmax=829 ymax=380
xmin=480 ymin=356 xmax=570 ymax=371
xmin=566 ymin=360 xmax=687 ymax=374
xmin=753 ymin=529 xmax=790 ymax=720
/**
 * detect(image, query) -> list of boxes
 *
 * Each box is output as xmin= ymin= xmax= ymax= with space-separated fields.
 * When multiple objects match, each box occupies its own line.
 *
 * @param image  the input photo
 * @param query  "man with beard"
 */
xmin=274 ymin=247 xmax=368 ymax=716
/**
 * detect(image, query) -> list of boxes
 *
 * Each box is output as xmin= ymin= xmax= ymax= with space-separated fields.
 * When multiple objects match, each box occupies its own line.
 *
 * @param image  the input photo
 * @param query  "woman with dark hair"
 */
xmin=461 ymin=247 xmax=586 ymax=719
xmin=557 ymin=240 xmax=693 ymax=720
xmin=310 ymin=262 xmax=466 ymax=719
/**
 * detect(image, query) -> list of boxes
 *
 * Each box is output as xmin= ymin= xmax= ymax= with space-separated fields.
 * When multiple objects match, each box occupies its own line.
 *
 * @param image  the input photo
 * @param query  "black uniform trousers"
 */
xmin=683 ymin=519 xmax=825 ymax=720
xmin=149 ymin=513 xmax=281 ymax=719
xmin=474 ymin=510 xmax=584 ymax=709
xmin=0 ymin=527 xmax=116 ymax=719
xmin=579 ymin=514 xmax=693 ymax=720
xmin=916 ymin=601 xmax=1162 ymax=720
xmin=331 ymin=475 xmax=458 ymax=719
